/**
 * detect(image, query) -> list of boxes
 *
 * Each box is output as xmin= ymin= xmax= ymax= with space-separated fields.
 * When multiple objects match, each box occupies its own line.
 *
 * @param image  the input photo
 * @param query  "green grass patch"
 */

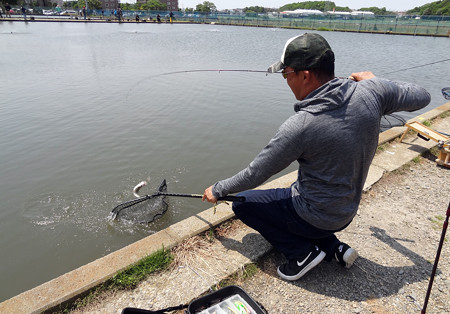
xmin=429 ymin=215 xmax=446 ymax=231
xmin=52 ymin=248 xmax=173 ymax=313
xmin=112 ymin=248 xmax=173 ymax=289
xmin=422 ymin=119 xmax=432 ymax=127
xmin=376 ymin=143 xmax=389 ymax=153
xmin=213 ymin=263 xmax=259 ymax=290
xmin=439 ymin=111 xmax=450 ymax=119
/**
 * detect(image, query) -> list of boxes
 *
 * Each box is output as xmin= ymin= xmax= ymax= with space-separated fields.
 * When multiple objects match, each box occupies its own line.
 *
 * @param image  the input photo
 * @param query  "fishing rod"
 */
xmin=154 ymin=57 xmax=450 ymax=77
xmin=159 ymin=69 xmax=269 ymax=76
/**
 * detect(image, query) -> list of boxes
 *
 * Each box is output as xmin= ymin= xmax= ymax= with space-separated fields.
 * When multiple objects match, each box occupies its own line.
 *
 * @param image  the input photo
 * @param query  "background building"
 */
xmin=101 ymin=0 xmax=120 ymax=10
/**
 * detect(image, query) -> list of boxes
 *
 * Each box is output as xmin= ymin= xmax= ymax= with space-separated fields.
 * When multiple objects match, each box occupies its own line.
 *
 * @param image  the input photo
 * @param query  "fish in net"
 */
xmin=110 ymin=180 xmax=168 ymax=224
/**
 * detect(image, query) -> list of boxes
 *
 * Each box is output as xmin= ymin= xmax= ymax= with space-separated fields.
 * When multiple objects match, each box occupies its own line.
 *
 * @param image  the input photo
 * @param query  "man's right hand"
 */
xmin=349 ymin=71 xmax=376 ymax=82
xmin=202 ymin=186 xmax=218 ymax=203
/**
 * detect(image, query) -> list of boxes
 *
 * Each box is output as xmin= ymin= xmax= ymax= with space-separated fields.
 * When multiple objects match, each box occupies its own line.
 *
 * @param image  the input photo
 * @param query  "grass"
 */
xmin=111 ymin=248 xmax=173 ymax=289
xmin=376 ymin=142 xmax=389 ymax=153
xmin=429 ymin=215 xmax=446 ymax=231
xmin=439 ymin=111 xmax=450 ymax=119
xmin=422 ymin=119 xmax=432 ymax=127
xmin=213 ymin=263 xmax=259 ymax=291
xmin=53 ymin=248 xmax=173 ymax=313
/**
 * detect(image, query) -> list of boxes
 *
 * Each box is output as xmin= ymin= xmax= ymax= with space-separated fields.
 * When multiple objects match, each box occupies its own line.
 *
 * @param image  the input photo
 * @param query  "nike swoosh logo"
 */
xmin=297 ymin=252 xmax=312 ymax=267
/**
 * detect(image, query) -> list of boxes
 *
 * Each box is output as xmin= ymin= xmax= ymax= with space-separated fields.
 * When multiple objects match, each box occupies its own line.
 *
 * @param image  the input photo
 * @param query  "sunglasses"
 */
xmin=282 ymin=70 xmax=296 ymax=79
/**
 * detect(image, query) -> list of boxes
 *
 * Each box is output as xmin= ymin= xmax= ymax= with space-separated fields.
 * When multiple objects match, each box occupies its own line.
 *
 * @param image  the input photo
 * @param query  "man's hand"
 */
xmin=349 ymin=71 xmax=376 ymax=82
xmin=202 ymin=186 xmax=218 ymax=203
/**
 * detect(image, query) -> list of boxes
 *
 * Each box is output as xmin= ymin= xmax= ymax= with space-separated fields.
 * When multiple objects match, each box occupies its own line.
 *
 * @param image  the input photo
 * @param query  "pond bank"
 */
xmin=0 ymin=102 xmax=448 ymax=313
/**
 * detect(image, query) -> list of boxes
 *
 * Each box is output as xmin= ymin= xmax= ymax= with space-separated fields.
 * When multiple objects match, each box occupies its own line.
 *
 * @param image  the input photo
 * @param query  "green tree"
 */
xmin=244 ymin=6 xmax=266 ymax=13
xmin=407 ymin=0 xmax=449 ymax=15
xmin=76 ymin=0 xmax=102 ymax=10
xmin=141 ymin=0 xmax=167 ymax=10
xmin=359 ymin=6 xmax=395 ymax=15
xmin=280 ymin=1 xmax=336 ymax=12
xmin=195 ymin=1 xmax=216 ymax=13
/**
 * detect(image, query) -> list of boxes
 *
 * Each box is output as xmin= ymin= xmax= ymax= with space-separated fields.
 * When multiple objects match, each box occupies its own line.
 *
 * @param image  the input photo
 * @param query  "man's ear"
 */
xmin=302 ymin=70 xmax=311 ymax=81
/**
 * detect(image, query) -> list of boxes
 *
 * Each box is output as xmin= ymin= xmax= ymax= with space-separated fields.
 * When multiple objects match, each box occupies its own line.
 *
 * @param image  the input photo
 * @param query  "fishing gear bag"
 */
xmin=122 ymin=285 xmax=266 ymax=314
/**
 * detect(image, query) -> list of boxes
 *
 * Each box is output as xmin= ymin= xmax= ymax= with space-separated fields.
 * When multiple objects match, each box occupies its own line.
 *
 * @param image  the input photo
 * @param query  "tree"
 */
xmin=407 ymin=0 xmax=450 ymax=15
xmin=244 ymin=6 xmax=266 ymax=13
xmin=141 ymin=0 xmax=167 ymax=11
xmin=359 ymin=6 xmax=395 ymax=15
xmin=195 ymin=1 xmax=216 ymax=13
xmin=280 ymin=1 xmax=336 ymax=12
xmin=76 ymin=0 xmax=102 ymax=10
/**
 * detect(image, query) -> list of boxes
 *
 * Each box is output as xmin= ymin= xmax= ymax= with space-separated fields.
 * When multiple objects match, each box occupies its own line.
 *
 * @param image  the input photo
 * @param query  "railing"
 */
xmin=7 ymin=7 xmax=450 ymax=37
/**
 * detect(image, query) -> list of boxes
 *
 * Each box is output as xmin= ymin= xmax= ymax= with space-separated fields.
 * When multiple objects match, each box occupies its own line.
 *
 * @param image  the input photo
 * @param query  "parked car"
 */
xmin=59 ymin=10 xmax=77 ymax=16
xmin=43 ymin=9 xmax=56 ymax=15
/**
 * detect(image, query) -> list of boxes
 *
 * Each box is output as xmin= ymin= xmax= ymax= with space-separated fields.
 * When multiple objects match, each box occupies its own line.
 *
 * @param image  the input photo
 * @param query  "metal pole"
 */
xmin=421 ymin=201 xmax=450 ymax=313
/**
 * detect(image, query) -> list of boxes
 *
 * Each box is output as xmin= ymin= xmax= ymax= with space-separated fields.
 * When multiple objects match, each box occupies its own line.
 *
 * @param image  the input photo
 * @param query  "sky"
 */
xmin=176 ymin=1 xmax=434 ymax=11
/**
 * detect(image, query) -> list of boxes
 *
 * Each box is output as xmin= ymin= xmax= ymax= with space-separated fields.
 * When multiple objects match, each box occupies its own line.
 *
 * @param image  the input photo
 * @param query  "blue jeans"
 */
xmin=232 ymin=188 xmax=348 ymax=261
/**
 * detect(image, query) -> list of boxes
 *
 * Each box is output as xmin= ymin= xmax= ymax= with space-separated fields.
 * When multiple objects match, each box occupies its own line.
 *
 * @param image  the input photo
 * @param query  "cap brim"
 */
xmin=267 ymin=61 xmax=283 ymax=73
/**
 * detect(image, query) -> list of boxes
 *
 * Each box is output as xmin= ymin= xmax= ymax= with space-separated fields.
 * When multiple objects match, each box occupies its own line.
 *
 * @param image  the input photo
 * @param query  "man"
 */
xmin=5 ymin=3 xmax=12 ymax=18
xmin=203 ymin=33 xmax=430 ymax=281
xmin=21 ymin=5 xmax=26 ymax=20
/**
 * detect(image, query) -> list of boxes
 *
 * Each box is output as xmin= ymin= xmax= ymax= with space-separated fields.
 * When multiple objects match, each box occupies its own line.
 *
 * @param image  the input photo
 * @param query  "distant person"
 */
xmin=118 ymin=7 xmax=122 ymax=22
xmin=5 ymin=3 xmax=12 ymax=18
xmin=82 ymin=6 xmax=86 ymax=19
xmin=203 ymin=33 xmax=431 ymax=281
xmin=135 ymin=14 xmax=139 ymax=22
xmin=21 ymin=5 xmax=26 ymax=20
xmin=0 ymin=7 xmax=3 ymax=19
xmin=156 ymin=14 xmax=161 ymax=23
xmin=169 ymin=11 xmax=173 ymax=23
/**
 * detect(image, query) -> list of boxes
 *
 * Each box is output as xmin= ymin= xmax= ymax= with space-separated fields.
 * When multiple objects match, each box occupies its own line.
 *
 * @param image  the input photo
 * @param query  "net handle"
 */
xmin=132 ymin=180 xmax=245 ymax=202
xmin=110 ymin=187 xmax=245 ymax=219
xmin=155 ymin=192 xmax=245 ymax=202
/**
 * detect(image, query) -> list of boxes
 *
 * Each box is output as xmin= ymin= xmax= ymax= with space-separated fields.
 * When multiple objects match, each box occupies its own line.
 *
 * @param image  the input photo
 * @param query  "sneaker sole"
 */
xmin=343 ymin=248 xmax=358 ymax=268
xmin=277 ymin=251 xmax=326 ymax=281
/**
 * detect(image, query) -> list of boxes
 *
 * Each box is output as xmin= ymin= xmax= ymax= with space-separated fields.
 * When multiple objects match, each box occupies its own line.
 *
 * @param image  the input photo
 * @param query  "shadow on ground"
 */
xmin=219 ymin=226 xmax=435 ymax=302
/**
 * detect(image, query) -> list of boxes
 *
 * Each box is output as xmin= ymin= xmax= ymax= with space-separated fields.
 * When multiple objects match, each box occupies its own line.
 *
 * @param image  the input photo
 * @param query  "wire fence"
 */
xmin=10 ymin=7 xmax=450 ymax=37
xmin=210 ymin=16 xmax=450 ymax=37
xmin=99 ymin=11 xmax=450 ymax=36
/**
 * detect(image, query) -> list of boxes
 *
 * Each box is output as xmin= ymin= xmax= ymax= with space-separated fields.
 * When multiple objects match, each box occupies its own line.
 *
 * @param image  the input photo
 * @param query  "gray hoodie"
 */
xmin=212 ymin=77 xmax=430 ymax=230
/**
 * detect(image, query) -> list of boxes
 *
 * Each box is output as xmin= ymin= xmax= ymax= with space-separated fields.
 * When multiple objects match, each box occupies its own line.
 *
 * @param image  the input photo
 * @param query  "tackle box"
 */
xmin=122 ymin=285 xmax=265 ymax=314
xmin=188 ymin=285 xmax=265 ymax=314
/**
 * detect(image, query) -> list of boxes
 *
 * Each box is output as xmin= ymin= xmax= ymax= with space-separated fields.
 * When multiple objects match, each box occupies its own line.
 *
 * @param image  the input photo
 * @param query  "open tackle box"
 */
xmin=188 ymin=285 xmax=265 ymax=314
xmin=122 ymin=285 xmax=266 ymax=314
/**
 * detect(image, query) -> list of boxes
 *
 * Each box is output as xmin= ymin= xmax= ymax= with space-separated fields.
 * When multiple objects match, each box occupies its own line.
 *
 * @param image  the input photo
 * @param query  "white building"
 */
xmin=281 ymin=9 xmax=324 ymax=16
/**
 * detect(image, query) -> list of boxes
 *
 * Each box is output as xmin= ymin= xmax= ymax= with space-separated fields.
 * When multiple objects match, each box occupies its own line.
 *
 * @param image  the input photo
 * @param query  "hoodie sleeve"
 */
xmin=363 ymin=78 xmax=431 ymax=115
xmin=212 ymin=114 xmax=305 ymax=198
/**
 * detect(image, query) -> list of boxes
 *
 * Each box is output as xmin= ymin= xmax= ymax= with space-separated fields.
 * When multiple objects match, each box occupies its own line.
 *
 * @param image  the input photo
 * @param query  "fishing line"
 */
xmin=380 ymin=58 xmax=450 ymax=75
xmin=125 ymin=58 xmax=449 ymax=128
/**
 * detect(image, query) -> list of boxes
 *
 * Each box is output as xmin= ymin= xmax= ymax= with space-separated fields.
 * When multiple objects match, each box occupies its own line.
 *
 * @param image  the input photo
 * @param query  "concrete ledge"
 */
xmin=377 ymin=102 xmax=449 ymax=145
xmin=1 ymin=103 xmax=448 ymax=313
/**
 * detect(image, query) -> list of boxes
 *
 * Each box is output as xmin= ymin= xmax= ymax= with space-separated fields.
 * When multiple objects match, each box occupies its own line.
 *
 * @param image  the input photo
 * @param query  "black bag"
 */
xmin=122 ymin=285 xmax=266 ymax=314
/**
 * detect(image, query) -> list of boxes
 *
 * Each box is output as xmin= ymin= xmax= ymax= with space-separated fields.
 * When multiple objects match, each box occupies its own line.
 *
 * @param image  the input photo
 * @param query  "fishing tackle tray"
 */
xmin=188 ymin=285 xmax=265 ymax=314
xmin=122 ymin=285 xmax=266 ymax=314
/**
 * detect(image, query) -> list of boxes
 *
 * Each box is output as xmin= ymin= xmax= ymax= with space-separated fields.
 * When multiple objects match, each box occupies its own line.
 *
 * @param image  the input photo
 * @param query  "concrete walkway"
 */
xmin=0 ymin=102 xmax=449 ymax=313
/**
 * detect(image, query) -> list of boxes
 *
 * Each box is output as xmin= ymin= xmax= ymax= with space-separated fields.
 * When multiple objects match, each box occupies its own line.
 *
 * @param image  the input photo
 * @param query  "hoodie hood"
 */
xmin=294 ymin=78 xmax=357 ymax=114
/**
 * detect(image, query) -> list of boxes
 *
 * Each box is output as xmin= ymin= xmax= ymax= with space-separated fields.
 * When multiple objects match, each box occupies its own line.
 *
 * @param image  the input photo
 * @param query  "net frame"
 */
xmin=110 ymin=180 xmax=168 ymax=224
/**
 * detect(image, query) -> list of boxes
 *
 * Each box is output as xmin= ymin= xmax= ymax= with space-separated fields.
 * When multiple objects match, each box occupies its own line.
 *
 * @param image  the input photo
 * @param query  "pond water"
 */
xmin=0 ymin=21 xmax=449 ymax=301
